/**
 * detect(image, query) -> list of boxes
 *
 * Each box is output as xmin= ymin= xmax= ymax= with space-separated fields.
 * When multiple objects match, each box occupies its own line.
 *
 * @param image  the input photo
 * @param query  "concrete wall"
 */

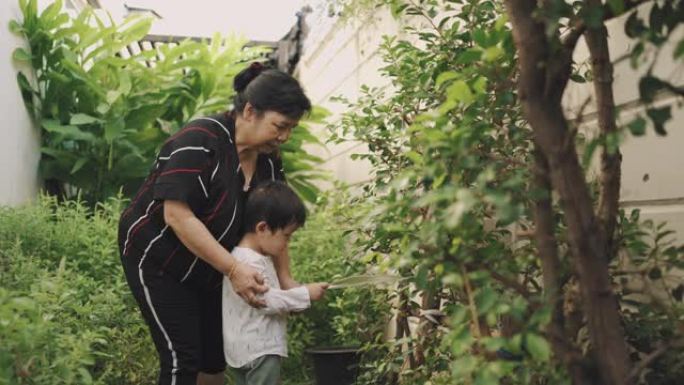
xmin=296 ymin=7 xmax=402 ymax=187
xmin=0 ymin=1 xmax=41 ymax=206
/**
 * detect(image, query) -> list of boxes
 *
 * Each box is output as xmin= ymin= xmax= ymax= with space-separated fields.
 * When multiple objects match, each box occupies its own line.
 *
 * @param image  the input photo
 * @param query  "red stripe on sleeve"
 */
xmin=159 ymin=168 xmax=202 ymax=177
xmin=165 ymin=126 xmax=219 ymax=143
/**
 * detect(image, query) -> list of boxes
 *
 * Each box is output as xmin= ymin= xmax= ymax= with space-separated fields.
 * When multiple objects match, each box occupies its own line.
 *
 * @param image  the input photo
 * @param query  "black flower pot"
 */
xmin=306 ymin=346 xmax=360 ymax=385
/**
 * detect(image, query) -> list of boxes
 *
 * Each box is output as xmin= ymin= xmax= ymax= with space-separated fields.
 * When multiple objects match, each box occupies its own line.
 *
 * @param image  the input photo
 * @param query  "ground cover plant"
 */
xmin=0 ymin=191 xmax=382 ymax=385
xmin=0 ymin=196 xmax=158 ymax=384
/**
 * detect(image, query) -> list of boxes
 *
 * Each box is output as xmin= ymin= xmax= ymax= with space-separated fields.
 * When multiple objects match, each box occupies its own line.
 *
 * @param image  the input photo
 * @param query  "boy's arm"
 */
xmin=240 ymin=259 xmax=310 ymax=315
xmin=259 ymin=286 xmax=311 ymax=316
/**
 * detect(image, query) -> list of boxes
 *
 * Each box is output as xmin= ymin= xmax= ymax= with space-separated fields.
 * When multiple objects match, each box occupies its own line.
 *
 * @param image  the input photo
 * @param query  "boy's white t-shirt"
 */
xmin=222 ymin=246 xmax=311 ymax=368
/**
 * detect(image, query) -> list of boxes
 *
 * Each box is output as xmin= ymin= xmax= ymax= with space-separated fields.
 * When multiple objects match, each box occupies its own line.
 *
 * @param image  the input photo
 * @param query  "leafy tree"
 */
xmin=329 ymin=1 xmax=684 ymax=384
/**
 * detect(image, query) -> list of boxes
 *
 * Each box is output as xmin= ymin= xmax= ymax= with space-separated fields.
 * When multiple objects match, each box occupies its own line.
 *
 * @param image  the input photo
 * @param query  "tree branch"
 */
xmin=562 ymin=0 xmax=651 ymax=50
xmin=663 ymin=82 xmax=684 ymax=97
xmin=489 ymin=270 xmax=533 ymax=298
xmin=626 ymin=339 xmax=684 ymax=383
xmin=505 ymin=1 xmax=633 ymax=384
xmin=584 ymin=1 xmax=622 ymax=261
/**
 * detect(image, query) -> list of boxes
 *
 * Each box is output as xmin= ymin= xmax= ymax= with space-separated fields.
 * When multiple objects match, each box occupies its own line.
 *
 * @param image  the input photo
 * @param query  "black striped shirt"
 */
xmin=118 ymin=113 xmax=285 ymax=290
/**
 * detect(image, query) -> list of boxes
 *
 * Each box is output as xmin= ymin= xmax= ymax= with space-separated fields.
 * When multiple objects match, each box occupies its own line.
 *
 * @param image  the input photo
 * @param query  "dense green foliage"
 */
xmin=0 ymin=192 xmax=384 ymax=385
xmin=284 ymin=188 xmax=391 ymax=384
xmin=327 ymin=1 xmax=684 ymax=384
xmin=0 ymin=196 xmax=157 ymax=384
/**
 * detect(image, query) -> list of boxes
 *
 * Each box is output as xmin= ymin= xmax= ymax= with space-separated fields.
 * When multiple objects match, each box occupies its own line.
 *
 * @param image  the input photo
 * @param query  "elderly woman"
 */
xmin=118 ymin=63 xmax=311 ymax=385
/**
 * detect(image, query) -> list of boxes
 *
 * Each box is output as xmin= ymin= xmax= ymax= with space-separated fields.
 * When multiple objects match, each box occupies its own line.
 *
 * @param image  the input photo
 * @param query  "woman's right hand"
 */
xmin=230 ymin=261 xmax=269 ymax=308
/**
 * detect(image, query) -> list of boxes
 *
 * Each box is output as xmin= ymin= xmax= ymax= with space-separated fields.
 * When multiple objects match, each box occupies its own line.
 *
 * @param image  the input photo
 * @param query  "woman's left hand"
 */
xmin=230 ymin=261 xmax=269 ymax=308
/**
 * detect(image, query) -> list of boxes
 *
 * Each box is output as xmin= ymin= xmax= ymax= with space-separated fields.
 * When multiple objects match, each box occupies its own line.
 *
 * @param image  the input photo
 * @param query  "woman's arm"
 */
xmin=272 ymin=248 xmax=300 ymax=290
xmin=163 ymin=200 xmax=267 ymax=307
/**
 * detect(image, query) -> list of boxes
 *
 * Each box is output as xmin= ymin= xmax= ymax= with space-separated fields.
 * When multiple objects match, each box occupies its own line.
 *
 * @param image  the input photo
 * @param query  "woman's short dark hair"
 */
xmin=243 ymin=180 xmax=306 ymax=233
xmin=233 ymin=63 xmax=312 ymax=120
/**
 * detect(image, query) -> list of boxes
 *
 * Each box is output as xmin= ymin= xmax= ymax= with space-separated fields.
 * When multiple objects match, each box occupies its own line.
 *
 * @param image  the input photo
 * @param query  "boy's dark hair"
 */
xmin=243 ymin=181 xmax=306 ymax=233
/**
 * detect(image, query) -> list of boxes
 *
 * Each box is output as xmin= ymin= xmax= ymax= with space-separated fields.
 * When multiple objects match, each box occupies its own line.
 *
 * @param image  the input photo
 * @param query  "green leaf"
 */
xmin=42 ymin=120 xmax=96 ymax=141
xmin=673 ymin=284 xmax=684 ymax=302
xmin=581 ymin=137 xmax=599 ymax=168
xmin=106 ymin=90 xmax=121 ymax=105
xmin=125 ymin=104 xmax=166 ymax=130
xmin=390 ymin=3 xmax=410 ymax=18
xmin=105 ymin=117 xmax=125 ymax=142
xmin=40 ymin=0 xmax=62 ymax=24
xmin=447 ymin=80 xmax=474 ymax=104
xmin=288 ymin=177 xmax=318 ymax=203
xmin=70 ymin=157 xmax=88 ymax=174
xmin=649 ymin=3 xmax=663 ymax=35
xmin=607 ymin=0 xmax=624 ymax=15
xmin=639 ymin=76 xmax=666 ymax=103
xmin=646 ymin=105 xmax=672 ymax=136
xmin=482 ymin=46 xmax=503 ymax=62
xmin=70 ymin=113 xmax=102 ymax=125
xmin=9 ymin=19 xmax=22 ymax=34
xmin=582 ymin=3 xmax=605 ymax=28
xmin=12 ymin=48 xmax=31 ymax=62
xmin=625 ymin=11 xmax=646 ymax=38
xmin=436 ymin=71 xmax=459 ymax=88
xmin=306 ymin=105 xmax=330 ymax=123
xmin=525 ymin=333 xmax=551 ymax=361
xmin=118 ymin=16 xmax=152 ymax=46
xmin=472 ymin=29 xmax=488 ymax=47
xmin=328 ymin=274 xmax=402 ymax=289
xmin=675 ymin=38 xmax=684 ymax=59
xmin=473 ymin=77 xmax=488 ymax=94
xmin=456 ymin=48 xmax=482 ymax=65
xmin=627 ymin=116 xmax=646 ymax=136
xmin=570 ymin=73 xmax=586 ymax=83
xmin=405 ymin=150 xmax=423 ymax=165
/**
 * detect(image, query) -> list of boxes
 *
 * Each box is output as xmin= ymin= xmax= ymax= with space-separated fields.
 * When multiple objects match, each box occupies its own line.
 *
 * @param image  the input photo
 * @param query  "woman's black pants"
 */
xmin=121 ymin=250 xmax=226 ymax=385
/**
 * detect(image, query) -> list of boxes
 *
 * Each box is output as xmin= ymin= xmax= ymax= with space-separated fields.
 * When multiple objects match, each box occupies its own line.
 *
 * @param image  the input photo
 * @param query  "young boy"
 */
xmin=222 ymin=180 xmax=328 ymax=385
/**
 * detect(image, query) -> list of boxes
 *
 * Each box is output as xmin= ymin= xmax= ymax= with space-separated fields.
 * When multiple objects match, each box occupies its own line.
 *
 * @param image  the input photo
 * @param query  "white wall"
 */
xmin=297 ymin=7 xmax=402 ymax=187
xmin=563 ymin=4 xmax=684 ymax=238
xmin=0 ymin=1 xmax=41 ymax=206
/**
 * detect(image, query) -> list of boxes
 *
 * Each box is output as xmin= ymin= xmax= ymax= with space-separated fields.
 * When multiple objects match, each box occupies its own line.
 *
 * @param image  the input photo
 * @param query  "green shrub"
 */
xmin=0 ymin=191 xmax=390 ymax=385
xmin=0 ymin=196 xmax=156 ymax=385
xmin=283 ymin=188 xmax=391 ymax=385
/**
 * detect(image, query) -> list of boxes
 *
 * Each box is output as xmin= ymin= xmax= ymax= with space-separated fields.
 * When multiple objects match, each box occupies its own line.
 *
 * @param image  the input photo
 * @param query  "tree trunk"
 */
xmin=533 ymin=148 xmax=592 ymax=385
xmin=584 ymin=17 xmax=622 ymax=260
xmin=504 ymin=1 xmax=632 ymax=384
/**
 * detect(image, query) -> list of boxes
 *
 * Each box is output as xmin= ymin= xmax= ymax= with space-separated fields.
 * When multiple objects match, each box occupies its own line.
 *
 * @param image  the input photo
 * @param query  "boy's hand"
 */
xmin=306 ymin=282 xmax=329 ymax=301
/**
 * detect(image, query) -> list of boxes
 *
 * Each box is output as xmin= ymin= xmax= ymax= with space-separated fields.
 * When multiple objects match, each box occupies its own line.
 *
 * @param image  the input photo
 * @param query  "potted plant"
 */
xmin=285 ymin=189 xmax=390 ymax=385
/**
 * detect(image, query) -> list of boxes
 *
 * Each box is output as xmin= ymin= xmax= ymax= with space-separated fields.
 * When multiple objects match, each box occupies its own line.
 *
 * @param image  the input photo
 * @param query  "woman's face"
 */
xmin=245 ymin=106 xmax=299 ymax=153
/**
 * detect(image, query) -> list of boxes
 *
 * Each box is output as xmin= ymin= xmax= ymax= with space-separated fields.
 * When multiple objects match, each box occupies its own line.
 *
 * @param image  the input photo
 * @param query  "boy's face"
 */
xmin=255 ymin=221 xmax=299 ymax=258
